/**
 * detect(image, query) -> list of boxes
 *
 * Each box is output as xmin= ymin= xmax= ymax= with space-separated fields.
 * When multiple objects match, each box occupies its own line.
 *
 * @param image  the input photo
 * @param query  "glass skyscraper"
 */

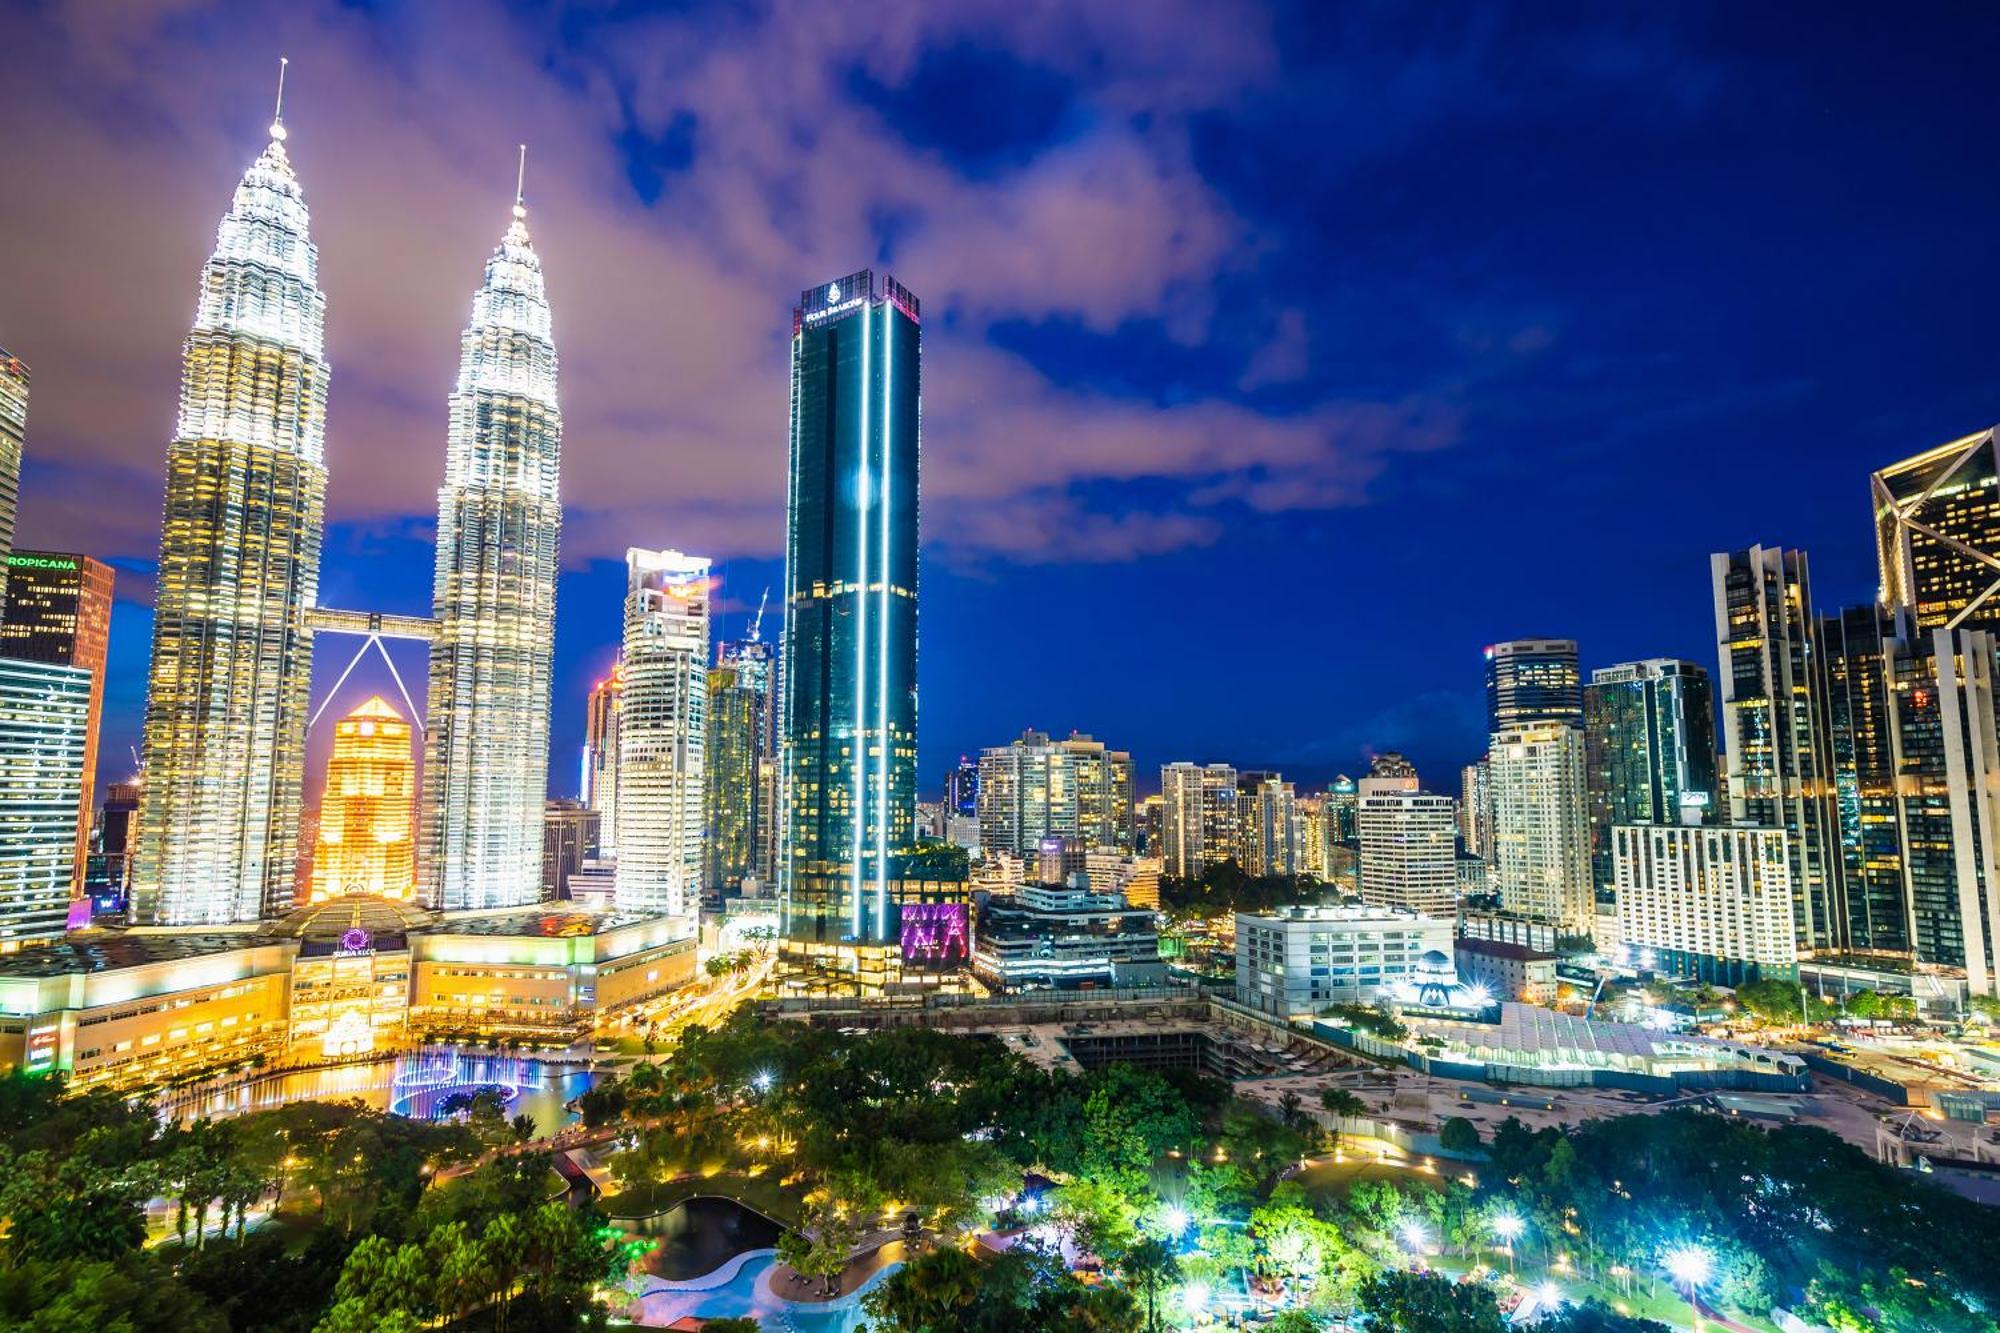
xmin=779 ymin=271 xmax=920 ymax=945
xmin=615 ymin=549 xmax=709 ymax=917
xmin=0 ymin=349 xmax=27 ymax=615
xmin=422 ymin=177 xmax=562 ymax=911
xmin=1484 ymin=639 xmax=1582 ymax=732
xmin=134 ymin=111 xmax=327 ymax=925
xmin=1582 ymin=658 xmax=1718 ymax=896
xmin=0 ymin=658 xmax=92 ymax=943
xmin=1874 ymin=426 xmax=2000 ymax=634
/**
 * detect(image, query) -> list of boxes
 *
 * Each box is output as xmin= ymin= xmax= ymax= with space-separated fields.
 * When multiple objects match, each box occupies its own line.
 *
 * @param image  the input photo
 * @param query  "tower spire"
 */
xmin=513 ymin=143 xmax=527 ymax=220
xmin=270 ymin=56 xmax=289 ymax=141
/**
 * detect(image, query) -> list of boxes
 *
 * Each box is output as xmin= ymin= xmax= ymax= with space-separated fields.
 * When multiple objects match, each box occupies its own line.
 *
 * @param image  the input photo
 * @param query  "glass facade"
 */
xmin=134 ymin=123 xmax=328 ymax=926
xmin=780 ymin=271 xmax=921 ymax=944
xmin=615 ymin=549 xmax=709 ymax=917
xmin=0 ymin=659 xmax=92 ymax=944
xmin=0 ymin=350 xmax=26 ymax=615
xmin=1819 ymin=605 xmax=1913 ymax=954
xmin=1874 ymin=427 xmax=2000 ymax=634
xmin=1712 ymin=546 xmax=1838 ymax=953
xmin=422 ymin=194 xmax=562 ymax=911
xmin=1484 ymin=639 xmax=1582 ymax=732
xmin=1582 ymin=658 xmax=1718 ymax=899
xmin=703 ymin=661 xmax=763 ymax=892
xmin=313 ymin=696 xmax=416 ymax=900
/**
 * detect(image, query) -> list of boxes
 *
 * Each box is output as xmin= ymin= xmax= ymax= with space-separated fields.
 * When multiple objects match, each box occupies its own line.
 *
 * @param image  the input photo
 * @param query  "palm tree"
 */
xmin=1121 ymin=1236 xmax=1183 ymax=1332
xmin=1319 ymin=1086 xmax=1365 ymax=1121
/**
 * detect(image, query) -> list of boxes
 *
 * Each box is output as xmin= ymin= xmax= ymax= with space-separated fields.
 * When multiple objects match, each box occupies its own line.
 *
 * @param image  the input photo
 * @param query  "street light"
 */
xmin=1536 ymin=1282 xmax=1563 ymax=1313
xmin=1399 ymin=1219 xmax=1429 ymax=1256
xmin=1162 ymin=1205 xmax=1191 ymax=1238
xmin=1491 ymin=1213 xmax=1524 ymax=1275
xmin=751 ymin=1070 xmax=774 ymax=1094
xmin=1664 ymin=1244 xmax=1714 ymax=1333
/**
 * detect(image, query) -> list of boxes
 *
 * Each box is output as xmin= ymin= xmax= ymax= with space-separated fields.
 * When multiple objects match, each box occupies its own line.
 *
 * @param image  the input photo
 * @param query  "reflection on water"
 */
xmin=163 ymin=1049 xmax=599 ymax=1137
xmin=639 ymin=1196 xmax=785 ymax=1282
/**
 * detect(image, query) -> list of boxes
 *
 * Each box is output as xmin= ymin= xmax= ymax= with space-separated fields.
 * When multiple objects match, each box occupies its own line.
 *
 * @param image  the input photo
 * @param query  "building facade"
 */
xmin=1458 ymin=759 xmax=1491 ymax=861
xmin=1357 ymin=786 xmax=1458 ymax=918
xmin=704 ymin=660 xmax=763 ymax=893
xmin=615 ymin=549 xmax=709 ymax=918
xmin=582 ymin=667 xmax=621 ymax=858
xmin=977 ymin=730 xmax=1134 ymax=857
xmin=1583 ymin=658 xmax=1718 ymax=896
xmin=779 ymin=271 xmax=921 ymax=948
xmin=1238 ymin=772 xmax=1300 ymax=876
xmin=1485 ymin=639 xmax=1582 ymax=732
xmin=423 ymin=185 xmax=563 ymax=912
xmin=1488 ymin=724 xmax=1592 ymax=934
xmin=1613 ymin=824 xmax=1797 ymax=984
xmin=0 ymin=351 xmax=24 ymax=613
xmin=0 ymin=660 xmax=92 ymax=945
xmin=1234 ymin=904 xmax=1453 ymax=1018
xmin=1711 ymin=546 xmax=1840 ymax=952
xmin=1160 ymin=762 xmax=1238 ymax=879
xmin=135 ymin=115 xmax=328 ymax=926
xmin=2 ymin=551 xmax=114 ymax=888
xmin=1874 ymin=426 xmax=2000 ymax=634
xmin=541 ymin=799 xmax=597 ymax=900
xmin=312 ymin=696 xmax=415 ymax=902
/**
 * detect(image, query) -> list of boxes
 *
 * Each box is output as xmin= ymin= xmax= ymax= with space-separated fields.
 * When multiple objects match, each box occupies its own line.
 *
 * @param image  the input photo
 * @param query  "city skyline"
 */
xmin=5 ymin=8 xmax=2000 ymax=802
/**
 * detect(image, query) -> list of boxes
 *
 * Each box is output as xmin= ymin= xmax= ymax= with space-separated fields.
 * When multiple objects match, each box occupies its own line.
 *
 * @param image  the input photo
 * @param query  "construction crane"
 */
xmin=748 ymin=587 xmax=769 ymax=643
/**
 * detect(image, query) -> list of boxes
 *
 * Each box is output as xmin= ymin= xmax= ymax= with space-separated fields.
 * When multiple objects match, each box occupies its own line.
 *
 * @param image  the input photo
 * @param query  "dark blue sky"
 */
xmin=6 ymin=2 xmax=1999 ymax=802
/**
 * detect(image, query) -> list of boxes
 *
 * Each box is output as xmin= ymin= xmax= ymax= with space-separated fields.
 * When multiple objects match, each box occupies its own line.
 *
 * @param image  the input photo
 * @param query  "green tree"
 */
xmin=1357 ymin=1270 xmax=1506 ymax=1333
xmin=1120 ymin=1236 xmax=1182 ymax=1332
xmin=1439 ymin=1116 xmax=1483 ymax=1154
xmin=776 ymin=1198 xmax=859 ymax=1298
xmin=1536 ymin=1299 xmax=1671 ymax=1332
xmin=1319 ymin=1087 xmax=1366 ymax=1121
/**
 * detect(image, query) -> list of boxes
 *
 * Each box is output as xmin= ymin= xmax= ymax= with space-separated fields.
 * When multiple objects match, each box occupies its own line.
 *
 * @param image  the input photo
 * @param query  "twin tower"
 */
xmin=130 ymin=100 xmax=562 ymax=925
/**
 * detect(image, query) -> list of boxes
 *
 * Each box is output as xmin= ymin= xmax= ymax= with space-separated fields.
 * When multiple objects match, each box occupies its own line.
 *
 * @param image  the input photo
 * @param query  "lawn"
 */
xmin=1291 ymin=1152 xmax=1444 ymax=1201
xmin=600 ymin=1169 xmax=803 ymax=1228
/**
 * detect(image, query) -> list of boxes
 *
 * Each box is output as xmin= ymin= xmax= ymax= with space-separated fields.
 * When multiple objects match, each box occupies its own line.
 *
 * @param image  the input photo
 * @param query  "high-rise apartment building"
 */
xmin=582 ymin=667 xmax=621 ymax=858
xmin=704 ymin=659 xmax=763 ymax=892
xmin=1613 ymin=824 xmax=1796 ymax=984
xmin=312 ymin=696 xmax=415 ymax=901
xmin=135 ymin=111 xmax=328 ymax=926
xmin=779 ymin=271 xmax=920 ymax=946
xmin=1582 ymin=659 xmax=1718 ymax=896
xmin=977 ymin=730 xmax=1134 ymax=856
xmin=1356 ymin=776 xmax=1458 ymax=919
xmin=422 ymin=176 xmax=563 ymax=912
xmin=1296 ymin=794 xmax=1328 ymax=880
xmin=1711 ymin=546 xmax=1840 ymax=952
xmin=945 ymin=757 xmax=979 ymax=820
xmin=1874 ymin=426 xmax=2000 ymax=634
xmin=1485 ymin=639 xmax=1582 ymax=732
xmin=2 ymin=552 xmax=114 ymax=888
xmin=1238 ymin=772 xmax=1300 ymax=876
xmin=0 ymin=659 xmax=92 ymax=944
xmin=1458 ymin=759 xmax=1492 ymax=861
xmin=0 ymin=351 xmax=26 ymax=614
xmin=616 ymin=549 xmax=709 ymax=918
xmin=1160 ymin=762 xmax=1237 ymax=879
xmin=95 ymin=780 xmax=141 ymax=897
xmin=1818 ymin=604 xmax=1914 ymax=955
xmin=1488 ymin=723 xmax=1592 ymax=934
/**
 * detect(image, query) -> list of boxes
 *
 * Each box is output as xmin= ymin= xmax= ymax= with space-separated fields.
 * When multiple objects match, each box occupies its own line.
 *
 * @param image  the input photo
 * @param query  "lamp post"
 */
xmin=1664 ymin=1245 xmax=1713 ymax=1333
xmin=1491 ymin=1213 xmax=1524 ymax=1276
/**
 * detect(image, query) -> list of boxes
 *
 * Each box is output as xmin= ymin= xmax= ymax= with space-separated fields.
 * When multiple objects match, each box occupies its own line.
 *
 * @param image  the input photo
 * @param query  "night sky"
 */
xmin=3 ymin=3 xmax=1998 ymax=804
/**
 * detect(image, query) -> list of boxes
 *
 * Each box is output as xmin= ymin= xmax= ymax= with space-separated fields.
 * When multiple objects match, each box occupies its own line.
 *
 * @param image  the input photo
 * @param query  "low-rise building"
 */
xmin=1453 ymin=937 xmax=1558 ymax=1005
xmin=973 ymin=882 xmax=1164 ymax=992
xmin=1234 ymin=903 xmax=1453 ymax=1018
xmin=0 ymin=895 xmax=697 ymax=1090
xmin=1457 ymin=909 xmax=1560 ymax=953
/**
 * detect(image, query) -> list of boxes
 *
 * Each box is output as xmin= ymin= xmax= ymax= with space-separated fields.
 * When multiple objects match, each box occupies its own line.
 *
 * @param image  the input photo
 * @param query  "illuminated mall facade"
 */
xmin=0 ymin=895 xmax=693 ymax=1091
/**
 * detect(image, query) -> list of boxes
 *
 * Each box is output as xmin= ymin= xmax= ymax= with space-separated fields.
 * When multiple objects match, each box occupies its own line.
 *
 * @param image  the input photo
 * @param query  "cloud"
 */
xmin=0 ymin=0 xmax=1454 ymax=576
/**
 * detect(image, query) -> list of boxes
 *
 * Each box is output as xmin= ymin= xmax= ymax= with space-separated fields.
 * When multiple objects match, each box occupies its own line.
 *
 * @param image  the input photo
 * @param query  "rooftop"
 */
xmin=1454 ymin=938 xmax=1556 ymax=962
xmin=1238 ymin=902 xmax=1441 ymax=926
xmin=0 ymin=930 xmax=264 ymax=978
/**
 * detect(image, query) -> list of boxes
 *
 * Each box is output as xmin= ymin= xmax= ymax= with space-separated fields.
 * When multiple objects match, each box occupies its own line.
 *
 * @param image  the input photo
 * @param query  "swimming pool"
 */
xmin=636 ymin=1249 xmax=902 ymax=1332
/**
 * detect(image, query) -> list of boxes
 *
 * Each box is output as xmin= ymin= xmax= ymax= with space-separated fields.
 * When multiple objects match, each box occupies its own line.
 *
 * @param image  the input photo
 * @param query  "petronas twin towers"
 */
xmin=133 ymin=93 xmax=564 ymax=924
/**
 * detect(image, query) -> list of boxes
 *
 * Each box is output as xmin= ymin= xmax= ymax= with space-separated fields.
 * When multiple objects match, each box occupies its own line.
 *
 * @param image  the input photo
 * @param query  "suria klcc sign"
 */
xmin=900 ymin=902 xmax=970 ymax=969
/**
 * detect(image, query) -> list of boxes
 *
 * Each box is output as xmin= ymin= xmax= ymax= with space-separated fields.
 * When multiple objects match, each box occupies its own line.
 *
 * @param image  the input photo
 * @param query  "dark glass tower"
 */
xmin=1484 ymin=639 xmax=1582 ymax=732
xmin=1582 ymin=658 xmax=1719 ymax=897
xmin=780 ymin=271 xmax=920 ymax=944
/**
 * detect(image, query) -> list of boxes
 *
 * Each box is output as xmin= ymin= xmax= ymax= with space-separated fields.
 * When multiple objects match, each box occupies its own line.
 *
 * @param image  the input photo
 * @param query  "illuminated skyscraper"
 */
xmin=779 ymin=271 xmax=920 ymax=945
xmin=704 ymin=661 xmax=762 ymax=892
xmin=423 ymin=160 xmax=562 ymax=911
xmin=1488 ymin=723 xmax=1593 ymax=933
xmin=313 ymin=696 xmax=415 ymax=901
xmin=1159 ymin=762 xmax=1237 ymax=879
xmin=616 ymin=549 xmax=709 ymax=917
xmin=134 ymin=101 xmax=328 ymax=925
xmin=1582 ymin=658 xmax=1718 ymax=895
xmin=1874 ymin=426 xmax=2000 ymax=633
xmin=0 ymin=350 xmax=26 ymax=614
xmin=978 ymin=730 xmax=1134 ymax=856
xmin=2 ymin=552 xmax=114 ymax=888
xmin=1711 ymin=546 xmax=1839 ymax=952
xmin=582 ymin=667 xmax=622 ymax=857
xmin=1485 ymin=639 xmax=1582 ymax=731
xmin=0 ymin=659 xmax=91 ymax=943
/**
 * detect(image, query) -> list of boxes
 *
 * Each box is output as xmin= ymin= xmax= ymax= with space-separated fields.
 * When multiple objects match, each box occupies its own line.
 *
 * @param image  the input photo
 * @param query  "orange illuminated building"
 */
xmin=314 ymin=697 xmax=415 ymax=901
